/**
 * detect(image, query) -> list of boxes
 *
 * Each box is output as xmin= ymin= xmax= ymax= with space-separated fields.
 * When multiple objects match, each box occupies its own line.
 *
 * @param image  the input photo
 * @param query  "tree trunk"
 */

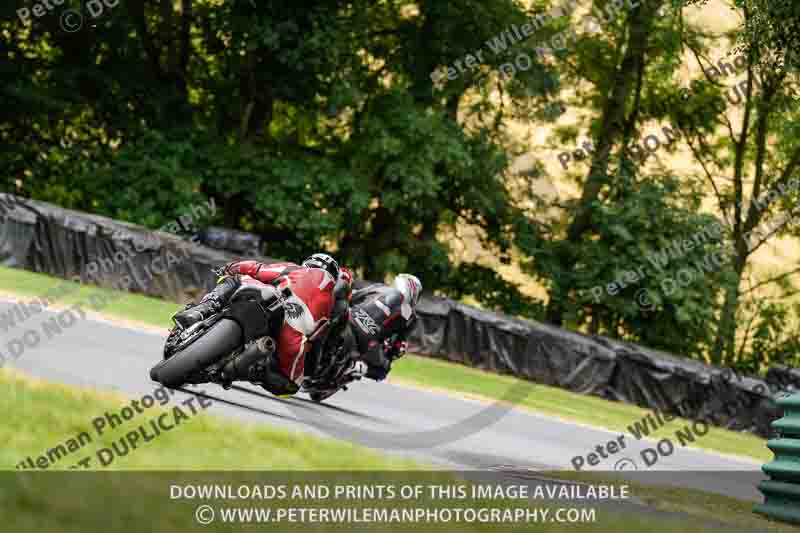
xmin=126 ymin=0 xmax=193 ymax=126
xmin=709 ymin=62 xmax=786 ymax=363
xmin=545 ymin=0 xmax=664 ymax=325
xmin=362 ymin=206 xmax=396 ymax=281
xmin=711 ymin=250 xmax=746 ymax=364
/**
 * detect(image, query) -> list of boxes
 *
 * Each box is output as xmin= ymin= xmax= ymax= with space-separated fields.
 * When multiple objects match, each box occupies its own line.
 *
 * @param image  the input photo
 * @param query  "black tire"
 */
xmin=310 ymin=392 xmax=325 ymax=403
xmin=150 ymin=319 xmax=243 ymax=387
xmin=310 ymin=389 xmax=337 ymax=403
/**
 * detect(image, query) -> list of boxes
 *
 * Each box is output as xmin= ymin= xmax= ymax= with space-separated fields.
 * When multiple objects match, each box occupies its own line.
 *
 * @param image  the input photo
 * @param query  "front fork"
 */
xmin=302 ymin=340 xmax=356 ymax=393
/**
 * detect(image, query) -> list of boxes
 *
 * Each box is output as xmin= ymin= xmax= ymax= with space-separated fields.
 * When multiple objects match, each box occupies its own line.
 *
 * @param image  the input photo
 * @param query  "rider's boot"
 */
xmin=173 ymin=275 xmax=240 ymax=330
xmin=250 ymin=357 xmax=300 ymax=397
xmin=341 ymin=360 xmax=368 ymax=381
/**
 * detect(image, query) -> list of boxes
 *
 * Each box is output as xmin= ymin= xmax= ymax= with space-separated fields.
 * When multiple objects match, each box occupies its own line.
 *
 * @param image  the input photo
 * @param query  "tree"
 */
xmin=517 ymin=0 xmax=800 ymax=366
xmin=0 ymin=0 xmax=558 ymax=314
xmin=536 ymin=0 xmax=669 ymax=326
xmin=732 ymin=0 xmax=800 ymax=73
xmin=519 ymin=165 xmax=732 ymax=356
xmin=665 ymin=5 xmax=800 ymax=364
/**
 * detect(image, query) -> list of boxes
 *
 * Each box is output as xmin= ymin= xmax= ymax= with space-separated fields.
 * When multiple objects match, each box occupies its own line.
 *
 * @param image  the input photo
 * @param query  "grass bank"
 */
xmin=0 ymin=368 xmax=416 ymax=470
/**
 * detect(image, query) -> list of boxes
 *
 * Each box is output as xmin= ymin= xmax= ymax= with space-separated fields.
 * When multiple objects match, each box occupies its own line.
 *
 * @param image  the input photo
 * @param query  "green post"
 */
xmin=754 ymin=393 xmax=800 ymax=524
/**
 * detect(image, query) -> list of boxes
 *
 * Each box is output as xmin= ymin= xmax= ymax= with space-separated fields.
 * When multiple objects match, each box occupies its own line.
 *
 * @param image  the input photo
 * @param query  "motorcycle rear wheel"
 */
xmin=150 ymin=319 xmax=243 ymax=387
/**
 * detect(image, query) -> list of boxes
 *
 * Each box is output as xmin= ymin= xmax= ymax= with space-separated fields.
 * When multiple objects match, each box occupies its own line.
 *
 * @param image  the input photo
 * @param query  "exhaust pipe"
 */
xmin=221 ymin=336 xmax=276 ymax=381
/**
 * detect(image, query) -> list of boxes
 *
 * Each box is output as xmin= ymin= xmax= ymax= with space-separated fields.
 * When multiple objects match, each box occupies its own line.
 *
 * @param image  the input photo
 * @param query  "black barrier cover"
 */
xmin=0 ymin=193 xmax=790 ymax=436
xmin=766 ymin=365 xmax=800 ymax=392
xmin=198 ymin=226 xmax=264 ymax=256
xmin=0 ymin=193 xmax=280 ymax=302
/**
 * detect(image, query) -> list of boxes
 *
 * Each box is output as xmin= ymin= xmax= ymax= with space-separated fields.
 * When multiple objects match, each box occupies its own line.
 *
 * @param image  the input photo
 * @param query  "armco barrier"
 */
xmin=0 ymin=192 xmax=794 ymax=437
xmin=755 ymin=393 xmax=800 ymax=524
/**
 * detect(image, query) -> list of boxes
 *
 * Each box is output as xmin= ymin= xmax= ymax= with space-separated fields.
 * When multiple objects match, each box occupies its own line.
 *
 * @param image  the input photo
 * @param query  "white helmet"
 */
xmin=393 ymin=274 xmax=422 ymax=307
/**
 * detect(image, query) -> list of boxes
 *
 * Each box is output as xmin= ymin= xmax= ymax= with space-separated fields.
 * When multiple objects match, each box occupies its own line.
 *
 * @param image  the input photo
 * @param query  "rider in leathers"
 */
xmin=342 ymin=274 xmax=422 ymax=381
xmin=172 ymin=253 xmax=347 ymax=396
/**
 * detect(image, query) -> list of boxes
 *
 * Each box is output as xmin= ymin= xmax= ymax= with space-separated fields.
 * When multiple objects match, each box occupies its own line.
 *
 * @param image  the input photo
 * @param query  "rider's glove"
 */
xmin=394 ymin=340 xmax=407 ymax=359
xmin=384 ymin=339 xmax=407 ymax=361
xmin=213 ymin=263 xmax=238 ymax=281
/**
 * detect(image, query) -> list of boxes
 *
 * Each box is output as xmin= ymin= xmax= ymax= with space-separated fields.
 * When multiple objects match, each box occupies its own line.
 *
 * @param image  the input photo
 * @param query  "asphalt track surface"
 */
xmin=2 ymin=300 xmax=767 ymax=510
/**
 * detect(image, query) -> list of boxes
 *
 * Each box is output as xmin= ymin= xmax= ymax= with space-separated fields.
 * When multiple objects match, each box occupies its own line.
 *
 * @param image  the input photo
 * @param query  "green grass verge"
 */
xmin=0 ymin=265 xmax=180 ymax=326
xmin=0 ymin=265 xmax=772 ymax=463
xmin=0 ymin=368 xmax=416 ymax=471
xmin=2 ymin=368 xmax=795 ymax=533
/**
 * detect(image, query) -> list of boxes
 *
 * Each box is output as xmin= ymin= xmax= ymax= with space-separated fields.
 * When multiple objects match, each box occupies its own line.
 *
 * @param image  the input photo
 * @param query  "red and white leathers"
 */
xmin=225 ymin=260 xmax=341 ymax=384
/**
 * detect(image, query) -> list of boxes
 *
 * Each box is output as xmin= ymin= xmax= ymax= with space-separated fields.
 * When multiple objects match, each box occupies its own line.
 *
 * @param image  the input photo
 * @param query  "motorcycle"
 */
xmin=299 ymin=274 xmax=363 ymax=402
xmin=149 ymin=274 xmax=358 ymax=403
xmin=300 ymin=298 xmax=358 ymax=403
